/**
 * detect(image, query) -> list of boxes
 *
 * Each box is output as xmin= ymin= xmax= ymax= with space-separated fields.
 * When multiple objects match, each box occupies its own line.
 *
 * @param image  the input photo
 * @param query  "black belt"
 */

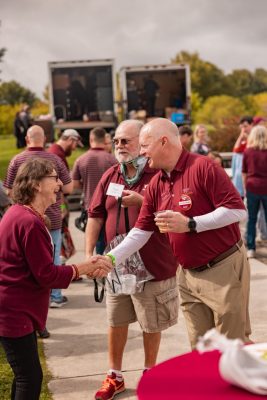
xmin=191 ymin=239 xmax=243 ymax=273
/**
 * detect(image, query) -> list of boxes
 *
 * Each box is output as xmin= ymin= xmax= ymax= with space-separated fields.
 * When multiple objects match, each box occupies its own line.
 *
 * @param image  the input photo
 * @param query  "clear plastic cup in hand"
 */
xmin=154 ymin=210 xmax=173 ymax=232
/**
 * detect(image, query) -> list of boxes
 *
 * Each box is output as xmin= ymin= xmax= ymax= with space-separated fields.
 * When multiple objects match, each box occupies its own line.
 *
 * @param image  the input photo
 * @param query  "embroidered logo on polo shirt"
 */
xmin=178 ymin=193 xmax=192 ymax=211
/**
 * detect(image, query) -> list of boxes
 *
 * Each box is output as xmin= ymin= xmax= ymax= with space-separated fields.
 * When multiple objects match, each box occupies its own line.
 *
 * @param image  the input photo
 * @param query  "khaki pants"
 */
xmin=178 ymin=244 xmax=251 ymax=348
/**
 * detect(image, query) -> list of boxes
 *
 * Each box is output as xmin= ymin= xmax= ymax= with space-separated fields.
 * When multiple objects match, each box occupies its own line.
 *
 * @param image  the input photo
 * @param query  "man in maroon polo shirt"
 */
xmin=105 ymin=118 xmax=251 ymax=351
xmin=86 ymin=120 xmax=178 ymax=400
xmin=72 ymin=127 xmax=116 ymax=254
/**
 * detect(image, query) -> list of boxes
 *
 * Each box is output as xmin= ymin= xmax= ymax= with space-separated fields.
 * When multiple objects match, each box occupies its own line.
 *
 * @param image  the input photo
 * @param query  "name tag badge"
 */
xmin=178 ymin=194 xmax=192 ymax=211
xmin=106 ymin=182 xmax=125 ymax=198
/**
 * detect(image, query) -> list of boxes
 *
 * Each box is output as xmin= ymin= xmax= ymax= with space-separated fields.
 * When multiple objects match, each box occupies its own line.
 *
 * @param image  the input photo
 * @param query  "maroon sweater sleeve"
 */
xmin=23 ymin=218 xmax=73 ymax=288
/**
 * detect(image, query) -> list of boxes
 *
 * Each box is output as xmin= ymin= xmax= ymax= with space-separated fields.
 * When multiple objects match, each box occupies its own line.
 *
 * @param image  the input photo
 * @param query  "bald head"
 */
xmin=139 ymin=118 xmax=182 ymax=172
xmin=26 ymin=125 xmax=45 ymax=147
xmin=141 ymin=118 xmax=179 ymax=143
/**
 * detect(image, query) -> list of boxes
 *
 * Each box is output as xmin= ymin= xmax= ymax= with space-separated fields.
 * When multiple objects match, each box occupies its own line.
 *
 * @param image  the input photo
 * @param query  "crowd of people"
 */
xmin=0 ymin=114 xmax=267 ymax=400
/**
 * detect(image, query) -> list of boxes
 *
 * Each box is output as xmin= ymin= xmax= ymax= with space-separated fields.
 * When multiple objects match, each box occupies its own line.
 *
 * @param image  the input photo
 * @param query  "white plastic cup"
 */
xmin=121 ymin=274 xmax=136 ymax=294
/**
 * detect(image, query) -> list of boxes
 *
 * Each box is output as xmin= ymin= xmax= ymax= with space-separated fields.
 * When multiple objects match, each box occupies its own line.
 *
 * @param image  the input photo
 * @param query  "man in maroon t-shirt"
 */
xmin=86 ymin=120 xmax=178 ymax=400
xmin=72 ymin=127 xmax=116 ymax=254
xmin=106 ymin=118 xmax=251 ymax=351
xmin=48 ymin=129 xmax=84 ymax=170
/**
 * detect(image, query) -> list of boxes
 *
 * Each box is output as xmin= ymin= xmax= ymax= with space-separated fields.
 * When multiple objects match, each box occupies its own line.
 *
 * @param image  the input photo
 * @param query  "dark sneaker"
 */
xmin=50 ymin=295 xmax=68 ymax=308
xmin=38 ymin=328 xmax=50 ymax=339
xmin=95 ymin=373 xmax=125 ymax=400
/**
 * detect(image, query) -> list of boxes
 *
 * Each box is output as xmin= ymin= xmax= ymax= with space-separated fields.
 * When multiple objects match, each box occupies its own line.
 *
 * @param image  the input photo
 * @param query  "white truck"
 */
xmin=48 ymin=59 xmax=117 ymax=143
xmin=119 ymin=63 xmax=191 ymax=124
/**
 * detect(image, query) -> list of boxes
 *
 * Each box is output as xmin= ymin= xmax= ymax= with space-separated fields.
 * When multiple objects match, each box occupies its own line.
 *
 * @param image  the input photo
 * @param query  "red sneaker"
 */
xmin=95 ymin=373 xmax=125 ymax=400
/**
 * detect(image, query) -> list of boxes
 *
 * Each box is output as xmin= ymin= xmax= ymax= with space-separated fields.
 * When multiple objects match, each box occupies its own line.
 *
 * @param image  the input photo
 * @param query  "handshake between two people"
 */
xmin=77 ymin=254 xmax=113 ymax=279
xmin=74 ymin=255 xmax=113 ymax=280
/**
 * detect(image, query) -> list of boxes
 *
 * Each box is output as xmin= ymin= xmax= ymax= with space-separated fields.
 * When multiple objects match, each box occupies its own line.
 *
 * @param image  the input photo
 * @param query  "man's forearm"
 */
xmin=85 ymin=217 xmax=104 ymax=257
xmin=109 ymin=228 xmax=153 ymax=266
xmin=194 ymin=207 xmax=247 ymax=233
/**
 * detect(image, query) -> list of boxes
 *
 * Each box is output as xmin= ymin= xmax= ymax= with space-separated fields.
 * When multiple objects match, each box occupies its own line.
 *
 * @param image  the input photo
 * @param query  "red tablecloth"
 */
xmin=137 ymin=350 xmax=265 ymax=399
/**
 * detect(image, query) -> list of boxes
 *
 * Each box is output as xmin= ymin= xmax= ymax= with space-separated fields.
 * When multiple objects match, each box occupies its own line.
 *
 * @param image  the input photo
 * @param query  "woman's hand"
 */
xmin=77 ymin=256 xmax=113 ymax=279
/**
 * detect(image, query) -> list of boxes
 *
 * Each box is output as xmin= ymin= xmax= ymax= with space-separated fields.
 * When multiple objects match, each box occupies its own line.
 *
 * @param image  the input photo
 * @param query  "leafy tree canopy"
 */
xmin=0 ymin=80 xmax=37 ymax=106
xmin=173 ymin=50 xmax=267 ymax=101
xmin=224 ymin=69 xmax=254 ymax=97
xmin=252 ymin=92 xmax=267 ymax=116
xmin=195 ymin=95 xmax=246 ymax=127
xmin=172 ymin=51 xmax=225 ymax=100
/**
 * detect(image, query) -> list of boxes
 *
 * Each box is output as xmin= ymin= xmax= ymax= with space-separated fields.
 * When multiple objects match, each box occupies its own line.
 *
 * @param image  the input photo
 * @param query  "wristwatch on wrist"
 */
xmin=188 ymin=217 xmax=197 ymax=233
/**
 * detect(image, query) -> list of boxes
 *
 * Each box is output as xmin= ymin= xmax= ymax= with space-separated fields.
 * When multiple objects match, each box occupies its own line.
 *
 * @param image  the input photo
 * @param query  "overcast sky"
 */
xmin=1 ymin=0 xmax=267 ymax=98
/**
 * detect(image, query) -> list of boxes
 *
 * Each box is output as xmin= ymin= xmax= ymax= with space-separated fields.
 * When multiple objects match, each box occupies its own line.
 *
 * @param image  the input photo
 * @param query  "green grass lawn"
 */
xmin=0 ymin=135 xmax=87 ymax=181
xmin=0 ymin=136 xmax=21 ymax=180
xmin=0 ymin=341 xmax=52 ymax=399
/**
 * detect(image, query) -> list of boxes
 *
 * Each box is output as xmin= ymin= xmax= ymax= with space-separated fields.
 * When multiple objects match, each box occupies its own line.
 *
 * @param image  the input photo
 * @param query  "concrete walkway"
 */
xmin=44 ymin=212 xmax=267 ymax=400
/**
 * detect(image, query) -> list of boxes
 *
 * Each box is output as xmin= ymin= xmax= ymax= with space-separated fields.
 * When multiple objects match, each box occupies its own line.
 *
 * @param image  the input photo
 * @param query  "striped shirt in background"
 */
xmin=72 ymin=148 xmax=117 ymax=209
xmin=4 ymin=147 xmax=72 ymax=231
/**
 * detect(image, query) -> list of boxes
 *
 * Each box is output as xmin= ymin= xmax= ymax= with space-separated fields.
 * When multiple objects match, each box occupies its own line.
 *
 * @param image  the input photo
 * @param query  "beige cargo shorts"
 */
xmin=106 ymin=275 xmax=179 ymax=333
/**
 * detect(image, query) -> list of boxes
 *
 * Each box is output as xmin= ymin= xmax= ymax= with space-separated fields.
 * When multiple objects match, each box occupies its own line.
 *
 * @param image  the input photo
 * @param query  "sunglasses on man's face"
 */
xmin=112 ymin=138 xmax=132 ymax=146
xmin=112 ymin=135 xmax=139 ymax=146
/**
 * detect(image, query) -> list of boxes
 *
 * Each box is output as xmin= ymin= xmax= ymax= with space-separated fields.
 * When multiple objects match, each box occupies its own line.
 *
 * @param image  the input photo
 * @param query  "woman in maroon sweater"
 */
xmin=242 ymin=125 xmax=267 ymax=258
xmin=0 ymin=158 xmax=111 ymax=400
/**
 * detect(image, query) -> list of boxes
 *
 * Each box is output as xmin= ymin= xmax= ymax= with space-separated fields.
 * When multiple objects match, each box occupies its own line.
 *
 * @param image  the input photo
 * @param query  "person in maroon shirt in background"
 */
xmin=104 ymin=131 xmax=114 ymax=154
xmin=242 ymin=125 xmax=267 ymax=259
xmin=87 ymin=120 xmax=178 ymax=400
xmin=0 ymin=158 xmax=111 ymax=400
xmin=48 ymin=129 xmax=84 ymax=169
xmin=102 ymin=118 xmax=251 ymax=351
xmin=48 ymin=129 xmax=84 ymax=266
xmin=72 ymin=127 xmax=117 ymax=254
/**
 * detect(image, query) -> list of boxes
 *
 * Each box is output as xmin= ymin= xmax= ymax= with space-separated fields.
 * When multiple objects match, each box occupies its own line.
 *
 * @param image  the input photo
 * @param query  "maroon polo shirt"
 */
xmin=0 ymin=205 xmax=73 ymax=337
xmin=4 ymin=147 xmax=71 ymax=231
xmin=136 ymin=149 xmax=245 ymax=269
xmin=48 ymin=143 xmax=69 ymax=170
xmin=242 ymin=148 xmax=267 ymax=195
xmin=72 ymin=148 xmax=117 ymax=209
xmin=88 ymin=163 xmax=177 ymax=281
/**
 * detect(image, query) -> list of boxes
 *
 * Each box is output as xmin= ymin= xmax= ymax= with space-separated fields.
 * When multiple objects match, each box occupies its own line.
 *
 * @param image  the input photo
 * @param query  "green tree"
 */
xmin=191 ymin=91 xmax=203 ymax=124
xmin=195 ymin=95 xmax=246 ymax=127
xmin=31 ymin=101 xmax=49 ymax=118
xmin=252 ymin=92 xmax=267 ymax=117
xmin=0 ymin=104 xmax=21 ymax=136
xmin=252 ymin=69 xmax=267 ymax=94
xmin=172 ymin=51 xmax=225 ymax=100
xmin=224 ymin=69 xmax=254 ymax=97
xmin=241 ymin=95 xmax=258 ymax=116
xmin=0 ymin=80 xmax=37 ymax=106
